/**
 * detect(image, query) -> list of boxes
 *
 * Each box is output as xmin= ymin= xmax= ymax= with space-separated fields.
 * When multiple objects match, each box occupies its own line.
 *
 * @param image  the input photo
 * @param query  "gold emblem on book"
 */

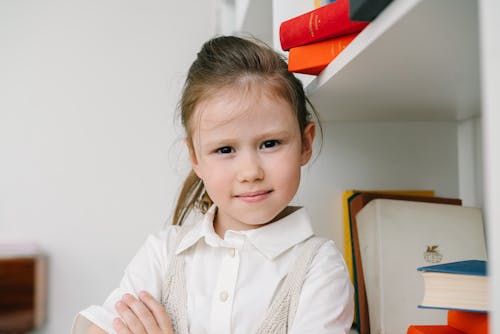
xmin=423 ymin=245 xmax=443 ymax=264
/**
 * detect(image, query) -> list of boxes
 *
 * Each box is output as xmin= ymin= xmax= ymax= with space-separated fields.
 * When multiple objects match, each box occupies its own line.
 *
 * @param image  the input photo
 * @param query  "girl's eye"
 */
xmin=261 ymin=140 xmax=280 ymax=149
xmin=216 ymin=146 xmax=234 ymax=154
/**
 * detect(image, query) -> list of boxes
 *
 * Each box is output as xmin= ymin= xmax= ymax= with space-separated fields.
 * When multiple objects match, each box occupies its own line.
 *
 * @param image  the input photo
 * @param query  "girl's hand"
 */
xmin=113 ymin=291 xmax=174 ymax=334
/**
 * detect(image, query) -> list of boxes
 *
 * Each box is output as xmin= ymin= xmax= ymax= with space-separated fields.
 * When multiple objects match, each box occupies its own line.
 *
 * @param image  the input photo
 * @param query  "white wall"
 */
xmin=294 ymin=121 xmax=460 ymax=254
xmin=0 ymin=1 xmax=215 ymax=333
xmin=458 ymin=117 xmax=483 ymax=207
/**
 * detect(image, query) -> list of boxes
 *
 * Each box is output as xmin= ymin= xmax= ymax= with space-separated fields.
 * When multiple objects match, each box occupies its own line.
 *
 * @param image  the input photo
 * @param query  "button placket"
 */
xmin=209 ymin=244 xmax=241 ymax=333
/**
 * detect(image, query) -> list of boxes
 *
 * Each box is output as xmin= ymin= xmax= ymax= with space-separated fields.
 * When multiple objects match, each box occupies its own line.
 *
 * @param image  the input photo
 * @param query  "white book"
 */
xmin=356 ymin=199 xmax=487 ymax=334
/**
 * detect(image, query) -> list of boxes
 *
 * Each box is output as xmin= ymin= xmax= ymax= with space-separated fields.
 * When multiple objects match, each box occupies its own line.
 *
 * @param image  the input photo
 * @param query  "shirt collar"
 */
xmin=175 ymin=205 xmax=218 ymax=255
xmin=175 ymin=205 xmax=315 ymax=260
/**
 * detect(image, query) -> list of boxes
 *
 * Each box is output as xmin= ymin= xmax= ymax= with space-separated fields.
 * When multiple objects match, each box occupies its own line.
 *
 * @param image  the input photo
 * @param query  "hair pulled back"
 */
xmin=173 ymin=35 xmax=319 ymax=226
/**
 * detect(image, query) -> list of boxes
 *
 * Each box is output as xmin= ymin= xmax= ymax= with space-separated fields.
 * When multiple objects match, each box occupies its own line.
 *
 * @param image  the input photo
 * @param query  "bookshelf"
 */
xmin=220 ymin=0 xmax=499 ymax=331
xmin=307 ymin=0 xmax=479 ymax=121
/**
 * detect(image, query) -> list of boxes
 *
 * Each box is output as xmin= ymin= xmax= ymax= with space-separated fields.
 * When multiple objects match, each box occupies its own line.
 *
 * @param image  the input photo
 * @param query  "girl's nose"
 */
xmin=236 ymin=152 xmax=264 ymax=183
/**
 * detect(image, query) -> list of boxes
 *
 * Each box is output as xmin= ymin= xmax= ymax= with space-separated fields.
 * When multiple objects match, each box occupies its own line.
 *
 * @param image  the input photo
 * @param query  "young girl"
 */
xmin=72 ymin=35 xmax=354 ymax=334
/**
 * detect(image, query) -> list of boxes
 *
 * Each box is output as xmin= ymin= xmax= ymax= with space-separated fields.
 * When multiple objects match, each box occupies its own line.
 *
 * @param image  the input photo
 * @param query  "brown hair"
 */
xmin=172 ymin=35 xmax=321 ymax=226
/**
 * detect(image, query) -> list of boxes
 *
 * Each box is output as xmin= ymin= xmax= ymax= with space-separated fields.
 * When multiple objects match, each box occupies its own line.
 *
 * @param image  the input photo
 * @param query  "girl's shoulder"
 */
xmin=145 ymin=224 xmax=190 ymax=255
xmin=307 ymin=238 xmax=349 ymax=273
xmin=150 ymin=224 xmax=183 ymax=241
xmin=130 ymin=224 xmax=189 ymax=268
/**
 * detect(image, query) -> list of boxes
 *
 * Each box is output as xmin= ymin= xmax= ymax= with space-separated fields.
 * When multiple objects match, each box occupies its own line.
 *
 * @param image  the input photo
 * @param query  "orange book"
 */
xmin=407 ymin=325 xmax=465 ymax=334
xmin=288 ymin=33 xmax=358 ymax=75
xmin=447 ymin=310 xmax=489 ymax=334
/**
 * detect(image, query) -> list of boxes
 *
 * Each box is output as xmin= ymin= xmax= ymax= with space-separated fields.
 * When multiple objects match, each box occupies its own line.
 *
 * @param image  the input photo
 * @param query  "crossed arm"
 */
xmin=85 ymin=291 xmax=173 ymax=334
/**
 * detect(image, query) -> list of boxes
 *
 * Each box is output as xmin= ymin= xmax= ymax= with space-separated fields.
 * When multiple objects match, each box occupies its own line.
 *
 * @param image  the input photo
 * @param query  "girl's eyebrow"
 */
xmin=200 ymin=130 xmax=292 ymax=148
xmin=256 ymin=129 xmax=292 ymax=140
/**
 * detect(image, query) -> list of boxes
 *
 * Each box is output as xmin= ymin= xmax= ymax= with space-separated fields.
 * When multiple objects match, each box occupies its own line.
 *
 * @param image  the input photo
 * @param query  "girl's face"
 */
xmin=188 ymin=85 xmax=315 ymax=235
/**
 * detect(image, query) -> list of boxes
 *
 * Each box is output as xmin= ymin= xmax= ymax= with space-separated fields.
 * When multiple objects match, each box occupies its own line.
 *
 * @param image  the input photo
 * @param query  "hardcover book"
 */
xmin=418 ymin=260 xmax=489 ymax=312
xmin=356 ymin=199 xmax=487 ymax=334
xmin=345 ymin=192 xmax=459 ymax=334
xmin=349 ymin=0 xmax=393 ymax=21
xmin=279 ymin=0 xmax=369 ymax=51
xmin=447 ymin=309 xmax=488 ymax=334
xmin=407 ymin=310 xmax=488 ymax=334
xmin=288 ymin=33 xmax=358 ymax=75
xmin=407 ymin=325 xmax=465 ymax=334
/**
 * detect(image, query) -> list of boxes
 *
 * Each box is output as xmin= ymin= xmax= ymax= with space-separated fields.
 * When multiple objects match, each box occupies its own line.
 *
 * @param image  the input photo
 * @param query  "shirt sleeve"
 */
xmin=71 ymin=226 xmax=179 ymax=334
xmin=290 ymin=240 xmax=355 ymax=334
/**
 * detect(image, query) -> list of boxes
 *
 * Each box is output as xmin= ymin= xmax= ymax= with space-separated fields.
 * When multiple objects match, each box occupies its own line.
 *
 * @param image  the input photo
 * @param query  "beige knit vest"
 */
xmin=161 ymin=226 xmax=327 ymax=334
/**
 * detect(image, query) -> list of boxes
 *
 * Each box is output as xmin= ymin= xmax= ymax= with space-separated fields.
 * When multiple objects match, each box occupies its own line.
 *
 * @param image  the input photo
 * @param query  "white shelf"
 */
xmin=306 ymin=0 xmax=480 ymax=121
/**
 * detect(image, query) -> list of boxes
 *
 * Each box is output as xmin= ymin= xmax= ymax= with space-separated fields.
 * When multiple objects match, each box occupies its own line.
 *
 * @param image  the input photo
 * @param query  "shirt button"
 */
xmin=219 ymin=291 xmax=229 ymax=302
xmin=229 ymin=248 xmax=236 ymax=257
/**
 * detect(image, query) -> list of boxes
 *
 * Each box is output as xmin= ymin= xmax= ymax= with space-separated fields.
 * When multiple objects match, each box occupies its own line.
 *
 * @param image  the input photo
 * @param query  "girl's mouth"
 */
xmin=235 ymin=190 xmax=272 ymax=203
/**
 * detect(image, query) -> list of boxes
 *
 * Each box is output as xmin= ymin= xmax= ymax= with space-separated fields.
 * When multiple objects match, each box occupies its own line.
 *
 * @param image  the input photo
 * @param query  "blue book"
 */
xmin=417 ymin=260 xmax=488 ymax=312
xmin=417 ymin=260 xmax=487 ymax=276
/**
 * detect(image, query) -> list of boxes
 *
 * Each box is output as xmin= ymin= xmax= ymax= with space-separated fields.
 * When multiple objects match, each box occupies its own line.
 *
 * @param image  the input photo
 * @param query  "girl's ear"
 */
xmin=300 ymin=122 xmax=315 ymax=165
xmin=186 ymin=139 xmax=201 ymax=177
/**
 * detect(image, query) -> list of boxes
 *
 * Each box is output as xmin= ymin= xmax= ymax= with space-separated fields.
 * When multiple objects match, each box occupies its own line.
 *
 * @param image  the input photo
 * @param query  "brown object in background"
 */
xmin=0 ymin=255 xmax=47 ymax=333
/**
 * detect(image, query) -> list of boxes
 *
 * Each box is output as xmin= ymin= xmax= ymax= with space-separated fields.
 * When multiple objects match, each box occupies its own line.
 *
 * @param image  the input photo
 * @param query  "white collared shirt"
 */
xmin=72 ymin=206 xmax=354 ymax=333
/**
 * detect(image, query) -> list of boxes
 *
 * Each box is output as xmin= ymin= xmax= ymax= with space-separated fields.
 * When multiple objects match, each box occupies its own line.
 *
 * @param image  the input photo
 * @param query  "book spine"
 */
xmin=288 ymin=33 xmax=358 ymax=75
xmin=349 ymin=0 xmax=393 ymax=21
xmin=447 ymin=310 xmax=488 ymax=334
xmin=407 ymin=325 xmax=466 ymax=334
xmin=279 ymin=0 xmax=368 ymax=51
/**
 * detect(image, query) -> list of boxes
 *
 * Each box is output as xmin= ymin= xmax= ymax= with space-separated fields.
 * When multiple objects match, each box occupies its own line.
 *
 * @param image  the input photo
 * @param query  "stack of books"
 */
xmin=279 ymin=0 xmax=369 ymax=75
xmin=341 ymin=190 xmax=463 ymax=334
xmin=352 ymin=197 xmax=487 ymax=334
xmin=407 ymin=260 xmax=489 ymax=334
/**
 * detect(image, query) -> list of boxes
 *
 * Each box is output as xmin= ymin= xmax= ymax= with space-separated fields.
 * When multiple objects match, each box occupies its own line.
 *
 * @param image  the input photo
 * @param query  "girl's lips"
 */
xmin=235 ymin=190 xmax=272 ymax=203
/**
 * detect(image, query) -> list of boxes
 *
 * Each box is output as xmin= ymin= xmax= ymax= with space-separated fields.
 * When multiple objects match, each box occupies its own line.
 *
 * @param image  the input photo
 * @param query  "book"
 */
xmin=349 ymin=0 xmax=393 ymax=21
xmin=345 ymin=191 xmax=459 ymax=334
xmin=407 ymin=310 xmax=488 ymax=334
xmin=279 ymin=0 xmax=369 ymax=51
xmin=288 ymin=33 xmax=358 ymax=75
xmin=315 ymin=0 xmax=336 ymax=9
xmin=342 ymin=190 xmax=437 ymax=332
xmin=356 ymin=199 xmax=487 ymax=334
xmin=447 ymin=310 xmax=488 ymax=334
xmin=342 ymin=190 xmax=437 ymax=280
xmin=407 ymin=325 xmax=465 ymax=334
xmin=417 ymin=260 xmax=489 ymax=312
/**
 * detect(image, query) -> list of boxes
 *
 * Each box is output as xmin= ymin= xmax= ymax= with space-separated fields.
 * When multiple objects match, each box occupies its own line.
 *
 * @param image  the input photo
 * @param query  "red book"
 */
xmin=279 ymin=0 xmax=369 ymax=51
xmin=447 ymin=310 xmax=489 ymax=334
xmin=407 ymin=325 xmax=465 ymax=334
xmin=288 ymin=33 xmax=358 ymax=75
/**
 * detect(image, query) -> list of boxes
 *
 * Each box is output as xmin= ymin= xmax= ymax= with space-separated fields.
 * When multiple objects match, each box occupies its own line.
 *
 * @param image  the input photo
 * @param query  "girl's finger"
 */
xmin=115 ymin=298 xmax=147 ymax=334
xmin=122 ymin=293 xmax=158 ymax=333
xmin=138 ymin=291 xmax=174 ymax=333
xmin=113 ymin=317 xmax=132 ymax=334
